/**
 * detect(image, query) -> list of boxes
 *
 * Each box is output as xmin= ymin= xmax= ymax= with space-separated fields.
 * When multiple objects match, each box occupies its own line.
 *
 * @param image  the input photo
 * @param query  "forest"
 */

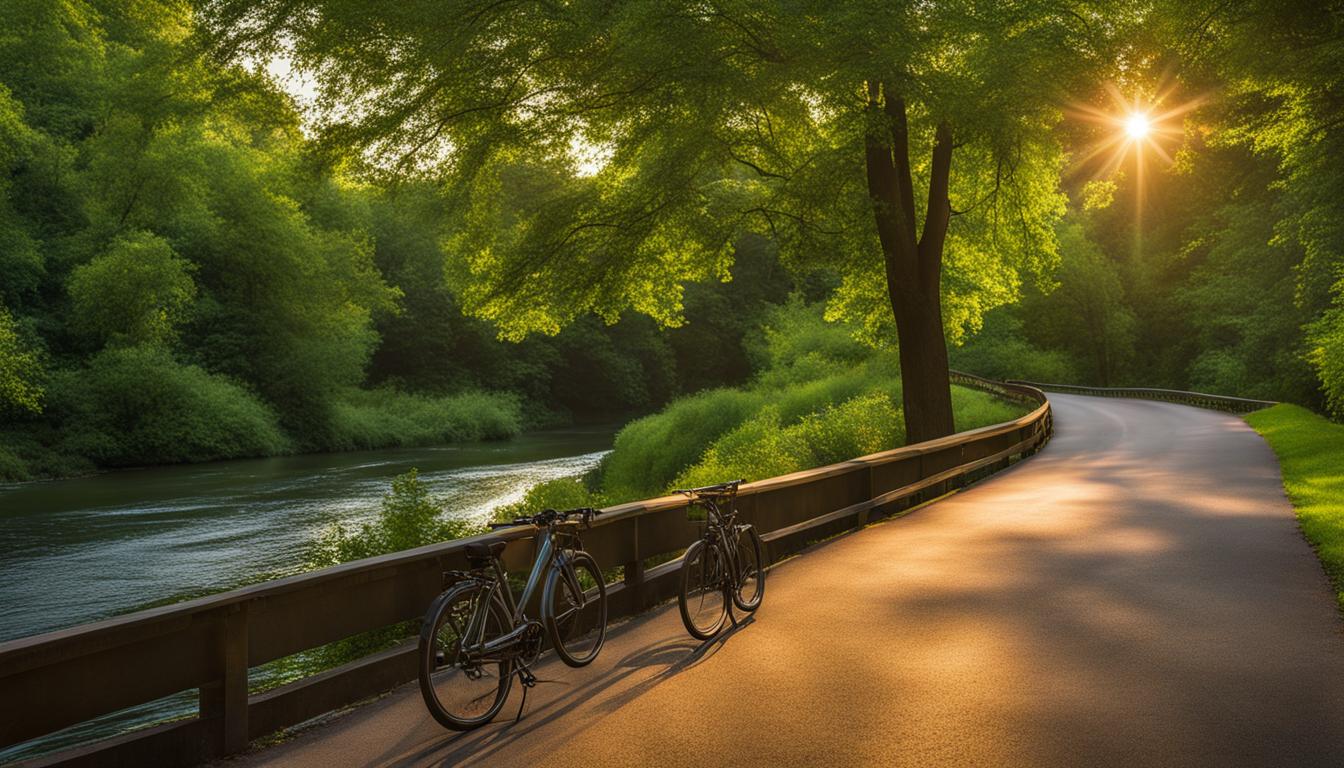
xmin=1 ymin=0 xmax=1341 ymax=482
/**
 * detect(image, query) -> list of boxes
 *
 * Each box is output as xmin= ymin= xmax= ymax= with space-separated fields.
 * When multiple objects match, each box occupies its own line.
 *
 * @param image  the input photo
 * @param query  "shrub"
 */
xmin=673 ymin=393 xmax=906 ymax=489
xmin=491 ymin=477 xmax=607 ymax=523
xmin=308 ymin=468 xmax=483 ymax=566
xmin=51 ymin=345 xmax=291 ymax=466
xmin=951 ymin=386 xmax=1032 ymax=432
xmin=0 ymin=442 xmax=28 ymax=482
xmin=600 ymin=387 xmax=765 ymax=501
xmin=325 ymin=387 xmax=523 ymax=450
xmin=1309 ymin=296 xmax=1344 ymax=418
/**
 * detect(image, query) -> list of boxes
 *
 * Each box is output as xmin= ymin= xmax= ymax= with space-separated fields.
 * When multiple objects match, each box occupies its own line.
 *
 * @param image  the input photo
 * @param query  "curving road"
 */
xmin=226 ymin=394 xmax=1344 ymax=767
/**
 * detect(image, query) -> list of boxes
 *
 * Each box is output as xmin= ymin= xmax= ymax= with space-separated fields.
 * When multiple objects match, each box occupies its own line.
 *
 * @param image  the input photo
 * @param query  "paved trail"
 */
xmin=226 ymin=394 xmax=1344 ymax=767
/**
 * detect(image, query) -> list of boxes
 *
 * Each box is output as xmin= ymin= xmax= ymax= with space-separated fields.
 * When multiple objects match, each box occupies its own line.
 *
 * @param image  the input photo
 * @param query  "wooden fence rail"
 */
xmin=1 ymin=375 xmax=1051 ymax=768
xmin=1006 ymin=379 xmax=1276 ymax=413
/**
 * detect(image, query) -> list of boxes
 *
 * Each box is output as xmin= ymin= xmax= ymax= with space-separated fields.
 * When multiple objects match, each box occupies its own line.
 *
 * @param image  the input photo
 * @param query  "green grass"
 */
xmin=1245 ymin=404 xmax=1344 ymax=611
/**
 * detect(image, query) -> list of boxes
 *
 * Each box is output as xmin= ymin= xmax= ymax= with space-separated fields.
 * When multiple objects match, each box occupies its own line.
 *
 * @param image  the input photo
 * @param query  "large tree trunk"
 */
xmin=864 ymin=82 xmax=956 ymax=444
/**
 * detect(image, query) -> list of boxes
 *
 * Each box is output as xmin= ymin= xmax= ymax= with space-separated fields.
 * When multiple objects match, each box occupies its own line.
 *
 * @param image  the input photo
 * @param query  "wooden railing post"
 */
xmin=200 ymin=603 xmax=249 ymax=756
xmin=624 ymin=557 xmax=646 ymax=612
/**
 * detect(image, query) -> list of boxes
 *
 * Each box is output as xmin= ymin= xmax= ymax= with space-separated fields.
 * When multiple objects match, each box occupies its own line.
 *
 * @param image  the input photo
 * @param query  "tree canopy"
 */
xmin=205 ymin=0 xmax=1113 ymax=440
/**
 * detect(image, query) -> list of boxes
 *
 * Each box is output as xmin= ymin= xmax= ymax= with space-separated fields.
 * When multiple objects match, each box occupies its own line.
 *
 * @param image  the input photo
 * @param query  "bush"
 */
xmin=594 ymin=301 xmax=1032 ymax=502
xmin=51 ymin=345 xmax=291 ymax=466
xmin=951 ymin=386 xmax=1032 ymax=431
xmin=308 ymin=468 xmax=484 ymax=566
xmin=1309 ymin=297 xmax=1344 ymax=418
xmin=491 ymin=477 xmax=607 ymax=523
xmin=673 ymin=393 xmax=905 ymax=489
xmin=324 ymin=387 xmax=523 ymax=451
xmin=747 ymin=298 xmax=872 ymax=388
xmin=600 ymin=387 xmax=766 ymax=501
xmin=0 ymin=442 xmax=28 ymax=481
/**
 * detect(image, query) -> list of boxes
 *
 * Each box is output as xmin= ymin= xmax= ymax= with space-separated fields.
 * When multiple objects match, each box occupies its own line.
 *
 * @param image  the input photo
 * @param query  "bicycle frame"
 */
xmin=462 ymin=523 xmax=586 ymax=659
xmin=694 ymin=496 xmax=746 ymax=591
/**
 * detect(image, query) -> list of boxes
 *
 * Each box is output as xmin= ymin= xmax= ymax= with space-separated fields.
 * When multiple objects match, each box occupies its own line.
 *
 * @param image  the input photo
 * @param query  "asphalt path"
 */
xmin=223 ymin=394 xmax=1344 ymax=767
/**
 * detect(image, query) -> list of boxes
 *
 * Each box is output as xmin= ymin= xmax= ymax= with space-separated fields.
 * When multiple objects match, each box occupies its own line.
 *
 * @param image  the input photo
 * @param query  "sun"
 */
xmin=1067 ymin=79 xmax=1207 ymax=183
xmin=1125 ymin=113 xmax=1151 ymax=140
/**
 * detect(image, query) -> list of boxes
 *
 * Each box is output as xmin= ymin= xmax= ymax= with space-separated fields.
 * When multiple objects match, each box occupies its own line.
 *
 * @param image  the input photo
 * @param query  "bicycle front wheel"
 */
xmin=543 ymin=550 xmax=608 ymax=667
xmin=418 ymin=582 xmax=513 ymax=730
xmin=731 ymin=524 xmax=765 ymax=612
xmin=678 ymin=538 xmax=728 ymax=640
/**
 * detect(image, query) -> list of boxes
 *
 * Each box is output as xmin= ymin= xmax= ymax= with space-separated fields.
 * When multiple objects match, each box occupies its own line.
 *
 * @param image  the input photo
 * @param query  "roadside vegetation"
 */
xmin=1245 ymin=405 xmax=1344 ymax=611
xmin=496 ymin=303 xmax=1029 ymax=518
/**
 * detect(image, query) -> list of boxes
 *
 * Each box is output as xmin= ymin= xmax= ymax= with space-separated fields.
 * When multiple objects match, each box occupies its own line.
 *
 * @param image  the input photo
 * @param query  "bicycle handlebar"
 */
xmin=487 ymin=506 xmax=600 ymax=530
xmin=672 ymin=479 xmax=744 ymax=497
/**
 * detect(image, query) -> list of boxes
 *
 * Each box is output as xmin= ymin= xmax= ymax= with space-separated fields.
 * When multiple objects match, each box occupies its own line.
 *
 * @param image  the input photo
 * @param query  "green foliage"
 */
xmin=950 ymin=308 xmax=1077 ymax=383
xmin=68 ymin=232 xmax=196 ymax=347
xmin=51 ymin=345 xmax=291 ymax=466
xmin=204 ymin=0 xmax=1094 ymax=400
xmin=601 ymin=387 xmax=766 ymax=502
xmin=1246 ymin=404 xmax=1344 ymax=610
xmin=325 ymin=388 xmax=522 ymax=451
xmin=674 ymin=393 xmax=904 ymax=489
xmin=0 ymin=307 xmax=43 ymax=414
xmin=597 ymin=302 xmax=1026 ymax=501
xmin=0 ymin=5 xmax=807 ymax=478
xmin=491 ymin=477 xmax=607 ymax=524
xmin=1310 ymin=294 xmax=1344 ymax=418
xmin=1020 ymin=220 xmax=1136 ymax=386
xmin=308 ymin=468 xmax=483 ymax=566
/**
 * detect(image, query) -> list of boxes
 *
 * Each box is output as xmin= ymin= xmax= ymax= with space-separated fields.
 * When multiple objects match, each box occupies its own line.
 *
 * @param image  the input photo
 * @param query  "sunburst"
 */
xmin=1069 ymin=81 xmax=1202 ymax=178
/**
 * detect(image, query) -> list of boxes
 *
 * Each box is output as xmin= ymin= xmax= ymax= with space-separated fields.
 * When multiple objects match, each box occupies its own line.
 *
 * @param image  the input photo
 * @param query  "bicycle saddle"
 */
xmin=465 ymin=537 xmax=507 ymax=565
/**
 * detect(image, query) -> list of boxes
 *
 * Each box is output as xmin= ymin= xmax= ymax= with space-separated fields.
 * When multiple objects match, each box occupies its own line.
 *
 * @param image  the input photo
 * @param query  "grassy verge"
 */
xmin=1245 ymin=404 xmax=1344 ymax=610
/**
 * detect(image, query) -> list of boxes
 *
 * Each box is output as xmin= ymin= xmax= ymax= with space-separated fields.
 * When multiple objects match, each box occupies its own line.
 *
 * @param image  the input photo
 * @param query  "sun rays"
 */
xmin=1068 ymin=80 xmax=1204 ymax=183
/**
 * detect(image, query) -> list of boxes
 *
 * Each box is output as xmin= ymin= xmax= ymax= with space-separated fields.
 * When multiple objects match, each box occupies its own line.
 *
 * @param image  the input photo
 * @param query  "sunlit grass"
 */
xmin=1245 ymin=404 xmax=1344 ymax=611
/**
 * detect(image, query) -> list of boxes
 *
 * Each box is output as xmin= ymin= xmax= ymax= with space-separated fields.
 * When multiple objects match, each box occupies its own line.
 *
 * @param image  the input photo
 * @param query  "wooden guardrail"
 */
xmin=0 ymin=375 xmax=1050 ymax=767
xmin=1005 ymin=379 xmax=1276 ymax=413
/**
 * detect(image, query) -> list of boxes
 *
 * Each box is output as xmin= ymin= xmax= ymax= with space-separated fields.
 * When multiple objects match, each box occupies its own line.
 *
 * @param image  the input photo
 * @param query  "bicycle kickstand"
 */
xmin=513 ymin=665 xmax=538 ymax=723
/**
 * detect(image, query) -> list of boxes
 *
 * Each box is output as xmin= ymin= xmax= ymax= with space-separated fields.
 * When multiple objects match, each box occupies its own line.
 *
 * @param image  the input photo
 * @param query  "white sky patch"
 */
xmin=571 ymin=135 xmax=614 ymax=177
xmin=241 ymin=48 xmax=320 ymax=133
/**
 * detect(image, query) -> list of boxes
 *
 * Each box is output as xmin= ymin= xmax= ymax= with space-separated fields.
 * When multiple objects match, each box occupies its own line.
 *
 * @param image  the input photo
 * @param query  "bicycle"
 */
xmin=417 ymin=506 xmax=607 ymax=730
xmin=674 ymin=479 xmax=766 ymax=640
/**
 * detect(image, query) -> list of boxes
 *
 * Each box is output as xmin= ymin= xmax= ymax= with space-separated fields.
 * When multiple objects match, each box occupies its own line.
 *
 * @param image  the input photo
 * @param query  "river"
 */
xmin=0 ymin=425 xmax=614 ymax=645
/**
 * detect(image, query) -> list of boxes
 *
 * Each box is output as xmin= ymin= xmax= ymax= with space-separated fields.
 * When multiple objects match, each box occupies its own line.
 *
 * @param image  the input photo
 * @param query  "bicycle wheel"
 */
xmin=678 ymin=538 xmax=728 ymax=640
xmin=543 ymin=550 xmax=608 ymax=667
xmin=731 ymin=524 xmax=765 ymax=612
xmin=418 ymin=582 xmax=513 ymax=730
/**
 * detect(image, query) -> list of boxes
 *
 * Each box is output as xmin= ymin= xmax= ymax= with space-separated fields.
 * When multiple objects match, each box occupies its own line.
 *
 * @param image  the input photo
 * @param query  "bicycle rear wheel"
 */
xmin=543 ymin=550 xmax=608 ymax=667
xmin=731 ymin=524 xmax=765 ymax=612
xmin=418 ymin=582 xmax=512 ymax=730
xmin=678 ymin=538 xmax=728 ymax=640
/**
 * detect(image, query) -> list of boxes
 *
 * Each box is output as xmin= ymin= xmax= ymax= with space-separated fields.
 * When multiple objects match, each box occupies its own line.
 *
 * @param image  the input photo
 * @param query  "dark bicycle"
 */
xmin=417 ymin=507 xmax=607 ymax=730
xmin=674 ymin=480 xmax=765 ymax=640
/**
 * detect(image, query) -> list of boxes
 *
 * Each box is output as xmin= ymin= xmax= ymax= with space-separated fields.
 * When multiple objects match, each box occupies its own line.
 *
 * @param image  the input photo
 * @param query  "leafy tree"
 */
xmin=1021 ymin=221 xmax=1135 ymax=385
xmin=0 ymin=308 xmax=43 ymax=414
xmin=201 ymin=0 xmax=1103 ymax=442
xmin=68 ymin=231 xmax=197 ymax=347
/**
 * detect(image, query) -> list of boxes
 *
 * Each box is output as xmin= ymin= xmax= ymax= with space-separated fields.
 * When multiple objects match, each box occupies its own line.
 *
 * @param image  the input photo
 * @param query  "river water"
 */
xmin=0 ymin=425 xmax=614 ymax=645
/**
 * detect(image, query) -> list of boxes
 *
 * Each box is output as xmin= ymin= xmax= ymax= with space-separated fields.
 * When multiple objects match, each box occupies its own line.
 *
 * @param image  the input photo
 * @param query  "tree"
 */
xmin=202 ymin=0 xmax=1098 ymax=443
xmin=0 ymin=308 xmax=43 ymax=414
xmin=68 ymin=231 xmax=197 ymax=347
